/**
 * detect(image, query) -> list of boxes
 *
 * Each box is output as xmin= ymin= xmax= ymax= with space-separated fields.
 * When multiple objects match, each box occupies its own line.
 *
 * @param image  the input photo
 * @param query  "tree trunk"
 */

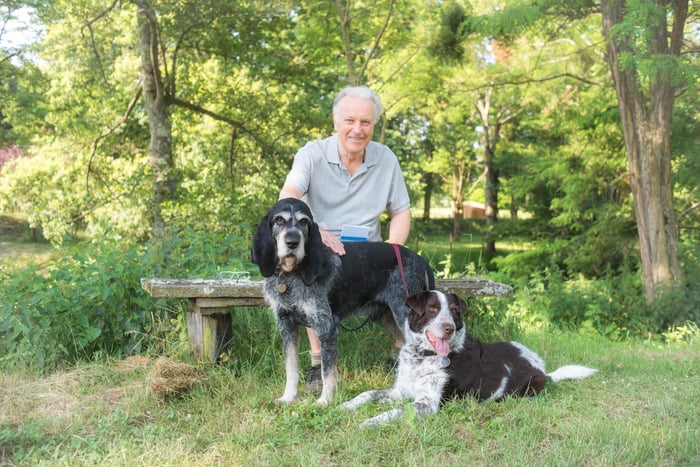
xmin=601 ymin=0 xmax=685 ymax=300
xmin=422 ymin=172 xmax=434 ymax=222
xmin=477 ymin=86 xmax=500 ymax=258
xmin=451 ymin=169 xmax=464 ymax=241
xmin=136 ymin=0 xmax=176 ymax=234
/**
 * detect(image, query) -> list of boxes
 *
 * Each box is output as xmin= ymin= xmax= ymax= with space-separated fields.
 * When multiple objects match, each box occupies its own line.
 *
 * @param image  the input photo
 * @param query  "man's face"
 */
xmin=333 ymin=95 xmax=376 ymax=157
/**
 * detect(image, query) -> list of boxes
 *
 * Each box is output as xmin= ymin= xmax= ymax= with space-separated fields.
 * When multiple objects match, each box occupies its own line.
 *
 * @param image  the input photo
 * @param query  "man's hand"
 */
xmin=320 ymin=229 xmax=345 ymax=255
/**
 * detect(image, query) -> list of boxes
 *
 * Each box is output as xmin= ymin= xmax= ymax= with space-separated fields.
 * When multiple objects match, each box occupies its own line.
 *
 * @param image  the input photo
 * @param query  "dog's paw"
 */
xmin=314 ymin=396 xmax=331 ymax=407
xmin=276 ymin=395 xmax=295 ymax=404
xmin=359 ymin=418 xmax=382 ymax=430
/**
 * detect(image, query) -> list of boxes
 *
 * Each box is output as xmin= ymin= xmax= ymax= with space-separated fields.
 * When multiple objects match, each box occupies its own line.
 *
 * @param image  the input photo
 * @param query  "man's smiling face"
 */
xmin=333 ymin=95 xmax=377 ymax=159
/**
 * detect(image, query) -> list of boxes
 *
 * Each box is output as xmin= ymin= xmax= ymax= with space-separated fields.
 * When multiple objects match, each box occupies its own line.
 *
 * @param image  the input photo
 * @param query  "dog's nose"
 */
xmin=285 ymin=231 xmax=300 ymax=250
xmin=442 ymin=323 xmax=454 ymax=336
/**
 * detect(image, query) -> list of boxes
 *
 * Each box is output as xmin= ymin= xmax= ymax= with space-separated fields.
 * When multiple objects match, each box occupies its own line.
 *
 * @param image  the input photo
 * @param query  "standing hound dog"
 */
xmin=251 ymin=198 xmax=435 ymax=406
xmin=341 ymin=290 xmax=598 ymax=427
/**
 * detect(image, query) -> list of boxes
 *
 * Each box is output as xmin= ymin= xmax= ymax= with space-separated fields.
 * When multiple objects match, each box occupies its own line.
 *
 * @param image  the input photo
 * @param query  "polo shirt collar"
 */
xmin=327 ymin=133 xmax=379 ymax=168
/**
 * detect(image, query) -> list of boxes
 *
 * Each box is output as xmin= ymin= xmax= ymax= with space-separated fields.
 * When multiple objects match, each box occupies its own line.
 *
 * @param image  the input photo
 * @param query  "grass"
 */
xmin=1 ymin=330 xmax=698 ymax=465
xmin=1 ymin=213 xmax=699 ymax=465
xmin=0 ymin=214 xmax=57 ymax=273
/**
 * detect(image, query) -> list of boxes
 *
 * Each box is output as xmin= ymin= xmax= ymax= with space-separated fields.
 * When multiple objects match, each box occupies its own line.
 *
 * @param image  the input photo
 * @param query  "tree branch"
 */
xmin=81 ymin=0 xmax=120 ymax=87
xmin=357 ymin=0 xmax=395 ymax=84
xmin=86 ymin=86 xmax=143 ymax=192
xmin=169 ymin=97 xmax=274 ymax=152
xmin=333 ymin=0 xmax=356 ymax=83
xmin=460 ymin=72 xmax=603 ymax=93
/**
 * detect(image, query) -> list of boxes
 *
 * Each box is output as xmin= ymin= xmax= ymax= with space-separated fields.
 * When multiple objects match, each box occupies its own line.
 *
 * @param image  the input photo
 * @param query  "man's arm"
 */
xmin=279 ymin=184 xmax=303 ymax=200
xmin=388 ymin=208 xmax=411 ymax=245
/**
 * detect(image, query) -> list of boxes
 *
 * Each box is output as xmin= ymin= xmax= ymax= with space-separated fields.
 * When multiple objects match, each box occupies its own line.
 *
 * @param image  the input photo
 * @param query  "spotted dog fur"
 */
xmin=342 ymin=290 xmax=597 ymax=427
xmin=251 ymin=198 xmax=435 ymax=406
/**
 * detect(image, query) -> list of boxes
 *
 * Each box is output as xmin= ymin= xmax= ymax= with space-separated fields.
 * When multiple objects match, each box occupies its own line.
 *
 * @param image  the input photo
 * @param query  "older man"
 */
xmin=279 ymin=85 xmax=411 ymax=394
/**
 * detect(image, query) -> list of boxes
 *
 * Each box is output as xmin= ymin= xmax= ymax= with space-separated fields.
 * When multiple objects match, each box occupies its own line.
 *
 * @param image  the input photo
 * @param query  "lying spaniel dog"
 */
xmin=342 ymin=290 xmax=598 ymax=427
xmin=251 ymin=198 xmax=434 ymax=406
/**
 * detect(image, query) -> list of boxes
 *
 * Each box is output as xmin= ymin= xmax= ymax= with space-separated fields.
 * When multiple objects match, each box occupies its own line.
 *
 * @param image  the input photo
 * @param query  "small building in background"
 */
xmin=463 ymin=201 xmax=486 ymax=219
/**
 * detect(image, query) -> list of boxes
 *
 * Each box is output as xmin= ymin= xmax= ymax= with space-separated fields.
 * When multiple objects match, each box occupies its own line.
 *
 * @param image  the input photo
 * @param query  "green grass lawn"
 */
xmin=2 ymin=322 xmax=699 ymax=465
xmin=1 ymin=214 xmax=698 ymax=465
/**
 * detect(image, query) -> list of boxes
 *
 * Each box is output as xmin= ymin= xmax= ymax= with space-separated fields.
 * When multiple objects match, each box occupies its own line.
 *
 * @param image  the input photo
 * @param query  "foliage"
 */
xmin=0 ymin=220 xmax=251 ymax=371
xmin=502 ymin=263 xmax=700 ymax=340
xmin=0 ymin=2 xmax=48 ymax=147
xmin=0 ymin=0 xmax=699 ymax=368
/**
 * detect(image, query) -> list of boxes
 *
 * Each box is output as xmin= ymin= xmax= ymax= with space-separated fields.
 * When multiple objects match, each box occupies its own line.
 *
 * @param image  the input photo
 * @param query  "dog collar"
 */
xmin=415 ymin=348 xmax=451 ymax=368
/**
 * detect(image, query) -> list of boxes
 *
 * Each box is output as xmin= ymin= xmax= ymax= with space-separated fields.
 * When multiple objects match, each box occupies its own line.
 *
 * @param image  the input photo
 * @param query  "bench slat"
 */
xmin=140 ymin=277 xmax=513 ymax=300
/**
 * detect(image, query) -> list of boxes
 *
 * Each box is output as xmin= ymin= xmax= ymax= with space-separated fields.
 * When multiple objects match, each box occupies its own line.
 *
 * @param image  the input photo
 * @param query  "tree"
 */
xmin=600 ymin=0 xmax=691 ymax=300
xmin=472 ymin=0 xmax=696 ymax=298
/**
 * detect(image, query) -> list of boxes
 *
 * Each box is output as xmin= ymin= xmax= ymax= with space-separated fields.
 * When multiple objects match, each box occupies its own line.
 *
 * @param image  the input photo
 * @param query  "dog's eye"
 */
xmin=429 ymin=304 xmax=440 ymax=315
xmin=273 ymin=216 xmax=285 ymax=225
xmin=298 ymin=218 xmax=309 ymax=226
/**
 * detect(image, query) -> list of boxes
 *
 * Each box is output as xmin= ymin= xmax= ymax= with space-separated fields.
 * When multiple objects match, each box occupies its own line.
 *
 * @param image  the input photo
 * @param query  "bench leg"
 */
xmin=186 ymin=304 xmax=233 ymax=363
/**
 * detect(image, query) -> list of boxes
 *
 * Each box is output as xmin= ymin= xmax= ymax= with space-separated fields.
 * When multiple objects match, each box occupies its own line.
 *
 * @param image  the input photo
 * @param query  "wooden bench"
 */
xmin=140 ymin=277 xmax=513 ymax=362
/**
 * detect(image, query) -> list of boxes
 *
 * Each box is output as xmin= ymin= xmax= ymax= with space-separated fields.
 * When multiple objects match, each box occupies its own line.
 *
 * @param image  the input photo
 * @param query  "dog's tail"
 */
xmin=546 ymin=365 xmax=598 ymax=382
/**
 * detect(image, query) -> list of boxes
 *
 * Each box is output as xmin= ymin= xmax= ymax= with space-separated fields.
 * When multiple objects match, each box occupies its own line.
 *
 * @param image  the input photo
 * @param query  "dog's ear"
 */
xmin=447 ymin=293 xmax=467 ymax=316
xmin=250 ymin=212 xmax=277 ymax=277
xmin=298 ymin=219 xmax=327 ymax=285
xmin=405 ymin=291 xmax=430 ymax=315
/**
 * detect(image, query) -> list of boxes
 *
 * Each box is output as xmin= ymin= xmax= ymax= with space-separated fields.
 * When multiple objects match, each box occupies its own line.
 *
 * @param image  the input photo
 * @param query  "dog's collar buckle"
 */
xmin=277 ymin=283 xmax=287 ymax=293
xmin=416 ymin=347 xmax=451 ymax=367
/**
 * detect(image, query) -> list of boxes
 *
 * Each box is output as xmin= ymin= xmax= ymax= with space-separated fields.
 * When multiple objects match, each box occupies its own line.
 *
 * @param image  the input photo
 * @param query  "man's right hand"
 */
xmin=320 ymin=229 xmax=345 ymax=255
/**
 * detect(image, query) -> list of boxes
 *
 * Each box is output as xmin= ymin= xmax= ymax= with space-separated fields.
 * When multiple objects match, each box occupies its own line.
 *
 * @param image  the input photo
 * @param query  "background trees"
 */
xmin=1 ymin=0 xmax=698 ymax=325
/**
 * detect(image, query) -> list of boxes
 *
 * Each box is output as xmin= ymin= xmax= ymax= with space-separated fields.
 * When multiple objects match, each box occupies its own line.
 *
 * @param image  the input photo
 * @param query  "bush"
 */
xmin=0 ymin=244 xmax=152 ymax=370
xmin=504 ymin=265 xmax=677 ymax=339
xmin=0 ymin=219 xmax=252 ymax=371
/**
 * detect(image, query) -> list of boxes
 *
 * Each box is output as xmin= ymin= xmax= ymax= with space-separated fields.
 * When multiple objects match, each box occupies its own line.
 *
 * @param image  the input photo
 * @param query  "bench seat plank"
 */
xmin=140 ymin=278 xmax=512 ymax=300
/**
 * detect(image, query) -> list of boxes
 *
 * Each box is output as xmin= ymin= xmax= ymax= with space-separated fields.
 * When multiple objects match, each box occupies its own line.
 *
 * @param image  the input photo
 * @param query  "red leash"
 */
xmin=391 ymin=243 xmax=410 ymax=298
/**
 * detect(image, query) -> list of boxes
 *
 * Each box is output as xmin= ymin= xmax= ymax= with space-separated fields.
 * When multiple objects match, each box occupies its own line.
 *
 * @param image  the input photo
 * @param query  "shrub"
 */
xmin=0 ymin=219 xmax=252 ymax=371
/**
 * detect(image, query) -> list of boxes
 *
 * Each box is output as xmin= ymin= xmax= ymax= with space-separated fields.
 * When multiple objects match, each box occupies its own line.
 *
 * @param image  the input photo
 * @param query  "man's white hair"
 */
xmin=333 ymin=86 xmax=383 ymax=124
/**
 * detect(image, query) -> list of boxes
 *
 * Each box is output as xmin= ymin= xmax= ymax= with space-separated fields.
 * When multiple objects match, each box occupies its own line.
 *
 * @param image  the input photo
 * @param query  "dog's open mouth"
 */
xmin=426 ymin=331 xmax=451 ymax=357
xmin=279 ymin=254 xmax=298 ymax=272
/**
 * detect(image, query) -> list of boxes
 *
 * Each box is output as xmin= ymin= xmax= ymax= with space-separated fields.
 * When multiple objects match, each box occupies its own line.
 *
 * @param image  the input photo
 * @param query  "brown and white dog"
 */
xmin=341 ymin=290 xmax=597 ymax=427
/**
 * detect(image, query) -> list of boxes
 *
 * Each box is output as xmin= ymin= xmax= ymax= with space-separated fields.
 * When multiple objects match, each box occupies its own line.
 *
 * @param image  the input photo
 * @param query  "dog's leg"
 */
xmin=316 ymin=330 xmax=339 ymax=406
xmin=277 ymin=319 xmax=300 ymax=403
xmin=342 ymin=388 xmax=407 ymax=428
xmin=412 ymin=394 xmax=441 ymax=417
xmin=340 ymin=388 xmax=402 ymax=411
xmin=360 ymin=407 xmax=406 ymax=429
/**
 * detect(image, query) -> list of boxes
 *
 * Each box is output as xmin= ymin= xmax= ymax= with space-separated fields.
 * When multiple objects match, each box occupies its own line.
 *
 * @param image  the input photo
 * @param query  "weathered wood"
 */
xmin=141 ymin=278 xmax=265 ymax=299
xmin=140 ymin=276 xmax=513 ymax=363
xmin=140 ymin=277 xmax=513 ymax=301
xmin=186 ymin=307 xmax=232 ymax=363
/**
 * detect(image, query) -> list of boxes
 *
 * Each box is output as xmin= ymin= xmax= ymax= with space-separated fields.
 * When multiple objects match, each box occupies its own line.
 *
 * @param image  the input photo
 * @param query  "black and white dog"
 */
xmin=251 ymin=198 xmax=435 ymax=406
xmin=341 ymin=290 xmax=598 ymax=427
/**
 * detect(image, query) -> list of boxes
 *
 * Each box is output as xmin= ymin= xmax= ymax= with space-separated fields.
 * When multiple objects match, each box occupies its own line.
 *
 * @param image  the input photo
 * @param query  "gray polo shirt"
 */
xmin=284 ymin=134 xmax=410 ymax=241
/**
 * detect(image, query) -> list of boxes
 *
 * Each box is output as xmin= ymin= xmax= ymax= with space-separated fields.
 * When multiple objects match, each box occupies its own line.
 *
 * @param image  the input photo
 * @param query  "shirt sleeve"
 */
xmin=387 ymin=153 xmax=411 ymax=214
xmin=283 ymin=143 xmax=315 ymax=195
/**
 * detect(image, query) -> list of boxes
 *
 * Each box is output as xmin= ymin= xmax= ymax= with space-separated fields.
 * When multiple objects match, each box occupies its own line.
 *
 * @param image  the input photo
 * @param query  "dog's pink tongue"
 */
xmin=426 ymin=331 xmax=451 ymax=357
